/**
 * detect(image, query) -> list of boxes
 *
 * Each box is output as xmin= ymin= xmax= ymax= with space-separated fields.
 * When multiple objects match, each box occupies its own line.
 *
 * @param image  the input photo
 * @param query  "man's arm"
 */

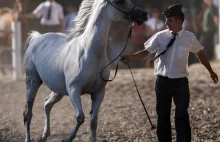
xmin=23 ymin=13 xmax=36 ymax=19
xmin=196 ymin=50 xmax=218 ymax=84
xmin=120 ymin=49 xmax=151 ymax=64
xmin=24 ymin=3 xmax=43 ymax=19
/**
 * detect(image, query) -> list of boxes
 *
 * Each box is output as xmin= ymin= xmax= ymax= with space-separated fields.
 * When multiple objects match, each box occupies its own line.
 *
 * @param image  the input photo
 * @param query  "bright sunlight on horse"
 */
xmin=23 ymin=0 xmax=148 ymax=142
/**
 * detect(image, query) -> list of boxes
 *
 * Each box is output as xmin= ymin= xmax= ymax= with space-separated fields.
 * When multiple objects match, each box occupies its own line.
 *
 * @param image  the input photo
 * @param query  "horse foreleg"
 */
xmin=23 ymin=73 xmax=42 ymax=142
xmin=62 ymin=88 xmax=85 ymax=142
xmin=90 ymin=89 xmax=105 ymax=142
xmin=37 ymin=92 xmax=63 ymax=142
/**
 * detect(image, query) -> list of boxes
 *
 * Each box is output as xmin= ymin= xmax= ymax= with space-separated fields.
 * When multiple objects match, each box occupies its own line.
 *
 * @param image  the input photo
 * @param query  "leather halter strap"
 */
xmin=106 ymin=0 xmax=136 ymax=19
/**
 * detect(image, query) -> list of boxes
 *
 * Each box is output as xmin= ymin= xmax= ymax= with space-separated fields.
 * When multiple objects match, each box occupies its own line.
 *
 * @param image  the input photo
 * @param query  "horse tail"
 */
xmin=22 ymin=31 xmax=41 ymax=56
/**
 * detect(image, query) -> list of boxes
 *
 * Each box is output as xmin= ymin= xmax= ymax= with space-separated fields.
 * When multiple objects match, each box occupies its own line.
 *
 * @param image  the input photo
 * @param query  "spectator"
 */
xmin=24 ymin=0 xmax=64 ymax=33
xmin=182 ymin=10 xmax=194 ymax=32
xmin=145 ymin=8 xmax=165 ymax=38
xmin=64 ymin=4 xmax=78 ymax=34
xmin=194 ymin=2 xmax=207 ymax=38
xmin=188 ymin=2 xmax=207 ymax=65
xmin=200 ymin=0 xmax=218 ymax=60
xmin=144 ymin=9 xmax=165 ymax=67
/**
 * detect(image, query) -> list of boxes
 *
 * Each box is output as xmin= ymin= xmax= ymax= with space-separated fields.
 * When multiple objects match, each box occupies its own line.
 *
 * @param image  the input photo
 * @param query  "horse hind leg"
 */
xmin=62 ymin=88 xmax=85 ymax=142
xmin=37 ymin=92 xmax=64 ymax=142
xmin=23 ymin=71 xmax=42 ymax=142
xmin=90 ymin=89 xmax=105 ymax=142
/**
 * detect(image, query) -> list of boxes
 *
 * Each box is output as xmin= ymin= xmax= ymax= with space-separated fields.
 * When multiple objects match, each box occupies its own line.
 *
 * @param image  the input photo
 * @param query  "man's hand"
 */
xmin=210 ymin=71 xmax=218 ymax=84
xmin=120 ymin=55 xmax=130 ymax=64
xmin=196 ymin=50 xmax=218 ymax=84
xmin=120 ymin=49 xmax=150 ymax=64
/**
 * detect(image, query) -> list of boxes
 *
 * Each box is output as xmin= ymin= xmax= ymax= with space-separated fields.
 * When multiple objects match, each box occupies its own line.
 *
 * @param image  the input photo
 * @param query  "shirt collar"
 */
xmin=170 ymin=28 xmax=184 ymax=37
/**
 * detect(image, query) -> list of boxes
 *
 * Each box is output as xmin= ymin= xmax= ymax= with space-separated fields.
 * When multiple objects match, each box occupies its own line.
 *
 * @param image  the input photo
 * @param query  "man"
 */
xmin=24 ymin=0 xmax=64 ymax=33
xmin=120 ymin=4 xmax=218 ymax=142
xmin=200 ymin=0 xmax=218 ymax=60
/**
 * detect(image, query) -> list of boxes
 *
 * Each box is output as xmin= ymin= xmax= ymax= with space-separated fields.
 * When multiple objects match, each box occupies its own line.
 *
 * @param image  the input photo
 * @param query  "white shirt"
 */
xmin=33 ymin=1 xmax=64 ymax=26
xmin=145 ymin=29 xmax=204 ymax=78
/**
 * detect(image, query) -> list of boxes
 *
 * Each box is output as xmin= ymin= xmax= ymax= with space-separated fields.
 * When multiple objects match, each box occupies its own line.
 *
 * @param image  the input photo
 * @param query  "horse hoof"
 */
xmin=62 ymin=137 xmax=71 ymax=142
xmin=37 ymin=136 xmax=45 ymax=142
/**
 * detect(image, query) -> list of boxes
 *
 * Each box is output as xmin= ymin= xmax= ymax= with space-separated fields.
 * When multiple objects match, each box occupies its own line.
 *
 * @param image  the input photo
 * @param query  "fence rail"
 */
xmin=0 ymin=48 xmax=12 ymax=51
xmin=0 ymin=30 xmax=13 ymax=33
xmin=0 ymin=21 xmax=22 ymax=80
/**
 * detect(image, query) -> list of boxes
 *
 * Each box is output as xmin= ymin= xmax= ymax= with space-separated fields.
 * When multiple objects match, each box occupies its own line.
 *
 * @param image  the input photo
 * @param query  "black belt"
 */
xmin=157 ymin=75 xmax=186 ymax=80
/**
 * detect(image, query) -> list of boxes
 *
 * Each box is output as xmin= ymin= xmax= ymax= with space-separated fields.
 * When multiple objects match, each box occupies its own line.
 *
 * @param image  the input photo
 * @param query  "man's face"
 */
xmin=165 ymin=16 xmax=180 ymax=31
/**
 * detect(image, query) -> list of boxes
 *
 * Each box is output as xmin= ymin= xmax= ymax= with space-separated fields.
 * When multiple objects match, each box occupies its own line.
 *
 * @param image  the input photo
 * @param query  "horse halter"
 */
xmin=106 ymin=0 xmax=136 ymax=19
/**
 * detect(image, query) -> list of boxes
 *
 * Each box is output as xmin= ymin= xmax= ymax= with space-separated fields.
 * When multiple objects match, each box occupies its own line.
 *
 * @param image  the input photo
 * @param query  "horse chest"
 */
xmin=79 ymin=69 xmax=107 ymax=94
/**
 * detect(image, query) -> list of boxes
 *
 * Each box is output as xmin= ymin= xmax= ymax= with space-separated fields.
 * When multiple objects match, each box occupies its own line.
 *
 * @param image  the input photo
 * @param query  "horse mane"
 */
xmin=68 ymin=0 xmax=96 ymax=40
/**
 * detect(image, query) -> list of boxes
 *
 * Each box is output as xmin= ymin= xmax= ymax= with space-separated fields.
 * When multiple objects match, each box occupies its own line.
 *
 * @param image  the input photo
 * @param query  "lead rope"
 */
xmin=100 ymin=27 xmax=155 ymax=130
xmin=100 ymin=27 xmax=132 ymax=81
xmin=127 ymin=63 xmax=155 ymax=130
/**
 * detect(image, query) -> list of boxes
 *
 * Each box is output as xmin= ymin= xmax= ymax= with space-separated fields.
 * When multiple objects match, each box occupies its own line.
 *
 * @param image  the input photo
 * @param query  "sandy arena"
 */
xmin=0 ymin=61 xmax=220 ymax=142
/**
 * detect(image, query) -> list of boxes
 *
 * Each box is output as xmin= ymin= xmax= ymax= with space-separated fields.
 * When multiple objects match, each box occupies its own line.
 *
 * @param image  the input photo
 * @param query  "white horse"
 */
xmin=23 ymin=0 xmax=148 ymax=142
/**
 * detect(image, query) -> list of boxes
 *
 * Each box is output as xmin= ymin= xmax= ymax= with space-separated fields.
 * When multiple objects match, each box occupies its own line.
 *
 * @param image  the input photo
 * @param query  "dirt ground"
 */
xmin=0 ymin=61 xmax=220 ymax=142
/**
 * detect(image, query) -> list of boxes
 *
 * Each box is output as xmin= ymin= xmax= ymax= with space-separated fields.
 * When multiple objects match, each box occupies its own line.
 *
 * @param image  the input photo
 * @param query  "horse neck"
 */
xmin=81 ymin=4 xmax=111 ymax=58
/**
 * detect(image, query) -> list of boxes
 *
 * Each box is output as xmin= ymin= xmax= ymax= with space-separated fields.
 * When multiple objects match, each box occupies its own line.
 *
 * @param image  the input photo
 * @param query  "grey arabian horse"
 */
xmin=23 ymin=0 xmax=148 ymax=141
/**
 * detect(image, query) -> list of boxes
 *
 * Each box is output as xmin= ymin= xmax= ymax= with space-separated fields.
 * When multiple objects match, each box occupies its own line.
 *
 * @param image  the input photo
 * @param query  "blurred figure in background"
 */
xmin=24 ymin=0 xmax=64 ymax=33
xmin=145 ymin=8 xmax=165 ymax=38
xmin=144 ymin=8 xmax=165 ymax=67
xmin=194 ymin=2 xmax=207 ymax=38
xmin=188 ymin=2 xmax=207 ymax=65
xmin=182 ymin=10 xmax=194 ymax=32
xmin=200 ymin=0 xmax=218 ymax=60
xmin=64 ymin=4 xmax=78 ymax=34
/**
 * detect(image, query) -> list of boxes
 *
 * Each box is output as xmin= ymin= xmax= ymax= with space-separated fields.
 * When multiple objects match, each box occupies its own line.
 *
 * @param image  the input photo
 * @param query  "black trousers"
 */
xmin=155 ymin=76 xmax=191 ymax=142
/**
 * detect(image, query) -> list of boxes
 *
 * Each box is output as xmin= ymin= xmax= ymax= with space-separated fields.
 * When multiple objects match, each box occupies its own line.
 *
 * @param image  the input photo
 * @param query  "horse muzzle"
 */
xmin=130 ymin=7 xmax=148 ymax=25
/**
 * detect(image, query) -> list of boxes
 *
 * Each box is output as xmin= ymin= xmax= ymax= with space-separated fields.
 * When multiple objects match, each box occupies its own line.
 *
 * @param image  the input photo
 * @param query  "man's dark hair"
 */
xmin=174 ymin=13 xmax=185 ymax=23
xmin=162 ymin=4 xmax=185 ymax=23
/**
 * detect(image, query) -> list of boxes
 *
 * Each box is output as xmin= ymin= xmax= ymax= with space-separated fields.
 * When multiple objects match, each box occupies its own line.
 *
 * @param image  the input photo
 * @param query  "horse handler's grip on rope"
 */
xmin=120 ymin=55 xmax=130 ymax=64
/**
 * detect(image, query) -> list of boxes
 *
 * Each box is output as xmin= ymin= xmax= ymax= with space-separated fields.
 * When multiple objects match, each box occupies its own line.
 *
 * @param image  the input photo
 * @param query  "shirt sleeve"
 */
xmin=32 ymin=3 xmax=43 ymax=18
xmin=189 ymin=34 xmax=204 ymax=53
xmin=144 ymin=33 xmax=159 ymax=54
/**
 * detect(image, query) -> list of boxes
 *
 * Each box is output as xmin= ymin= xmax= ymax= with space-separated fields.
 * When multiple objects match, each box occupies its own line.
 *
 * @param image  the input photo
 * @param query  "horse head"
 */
xmin=106 ymin=0 xmax=148 ymax=25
